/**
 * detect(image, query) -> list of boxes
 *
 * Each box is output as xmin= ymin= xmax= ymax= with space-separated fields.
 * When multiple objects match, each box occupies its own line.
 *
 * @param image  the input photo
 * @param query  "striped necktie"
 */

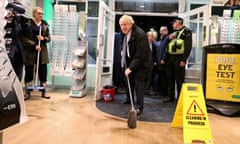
xmin=121 ymin=35 xmax=127 ymax=68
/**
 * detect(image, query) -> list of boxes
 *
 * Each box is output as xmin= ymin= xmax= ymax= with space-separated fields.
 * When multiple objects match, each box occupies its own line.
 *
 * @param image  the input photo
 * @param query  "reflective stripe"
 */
xmin=168 ymin=28 xmax=185 ymax=54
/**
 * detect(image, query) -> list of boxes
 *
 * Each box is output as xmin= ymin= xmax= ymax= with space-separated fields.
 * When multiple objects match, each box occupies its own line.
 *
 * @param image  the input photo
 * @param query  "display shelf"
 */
xmin=210 ymin=8 xmax=240 ymax=44
xmin=69 ymin=88 xmax=87 ymax=97
xmin=69 ymin=40 xmax=88 ymax=97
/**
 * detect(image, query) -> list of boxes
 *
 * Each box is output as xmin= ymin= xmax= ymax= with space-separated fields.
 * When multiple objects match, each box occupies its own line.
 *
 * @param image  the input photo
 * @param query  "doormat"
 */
xmin=96 ymin=93 xmax=177 ymax=122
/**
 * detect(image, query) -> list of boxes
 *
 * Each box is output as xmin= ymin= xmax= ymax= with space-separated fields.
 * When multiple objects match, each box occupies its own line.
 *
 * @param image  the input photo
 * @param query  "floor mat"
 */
xmin=96 ymin=93 xmax=177 ymax=122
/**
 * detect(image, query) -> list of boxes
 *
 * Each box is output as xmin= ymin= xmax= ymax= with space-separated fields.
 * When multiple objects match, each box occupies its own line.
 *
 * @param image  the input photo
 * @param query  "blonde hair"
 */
xmin=119 ymin=15 xmax=135 ymax=24
xmin=147 ymin=28 xmax=158 ymax=40
xmin=32 ymin=7 xmax=43 ymax=18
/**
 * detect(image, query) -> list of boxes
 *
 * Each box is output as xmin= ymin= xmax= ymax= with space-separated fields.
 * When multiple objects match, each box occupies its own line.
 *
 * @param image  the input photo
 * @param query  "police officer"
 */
xmin=163 ymin=17 xmax=192 ymax=103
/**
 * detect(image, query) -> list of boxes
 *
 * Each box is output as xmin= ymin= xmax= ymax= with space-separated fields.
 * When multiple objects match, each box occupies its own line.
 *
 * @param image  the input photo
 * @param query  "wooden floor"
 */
xmin=2 ymin=89 xmax=240 ymax=144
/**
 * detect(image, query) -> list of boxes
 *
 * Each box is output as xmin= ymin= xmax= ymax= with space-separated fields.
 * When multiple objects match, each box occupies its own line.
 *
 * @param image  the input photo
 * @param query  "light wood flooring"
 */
xmin=1 ymin=89 xmax=240 ymax=144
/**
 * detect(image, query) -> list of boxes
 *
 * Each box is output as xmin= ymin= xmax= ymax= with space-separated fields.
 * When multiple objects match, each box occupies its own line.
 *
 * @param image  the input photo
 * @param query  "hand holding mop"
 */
xmin=27 ymin=25 xmax=44 ymax=91
xmin=126 ymin=73 xmax=137 ymax=129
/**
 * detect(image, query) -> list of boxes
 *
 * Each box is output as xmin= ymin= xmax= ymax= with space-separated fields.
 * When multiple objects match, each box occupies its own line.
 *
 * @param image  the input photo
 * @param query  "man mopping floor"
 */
xmin=118 ymin=15 xmax=153 ymax=125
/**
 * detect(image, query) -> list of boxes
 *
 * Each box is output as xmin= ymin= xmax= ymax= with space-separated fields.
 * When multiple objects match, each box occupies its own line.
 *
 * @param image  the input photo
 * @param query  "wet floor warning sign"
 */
xmin=187 ymin=100 xmax=204 ymax=116
xmin=171 ymin=83 xmax=214 ymax=144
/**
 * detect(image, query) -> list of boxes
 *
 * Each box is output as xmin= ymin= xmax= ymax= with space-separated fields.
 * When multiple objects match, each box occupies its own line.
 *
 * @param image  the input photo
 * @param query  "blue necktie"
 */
xmin=121 ymin=35 xmax=127 ymax=68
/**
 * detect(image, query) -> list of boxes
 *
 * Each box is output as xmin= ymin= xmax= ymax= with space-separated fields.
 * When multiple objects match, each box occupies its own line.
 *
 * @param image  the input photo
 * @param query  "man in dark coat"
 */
xmin=145 ymin=30 xmax=158 ymax=95
xmin=154 ymin=26 xmax=169 ymax=96
xmin=119 ymin=15 xmax=152 ymax=115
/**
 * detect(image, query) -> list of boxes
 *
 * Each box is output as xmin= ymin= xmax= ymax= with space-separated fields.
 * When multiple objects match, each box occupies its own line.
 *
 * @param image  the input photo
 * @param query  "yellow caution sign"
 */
xmin=171 ymin=83 xmax=214 ymax=144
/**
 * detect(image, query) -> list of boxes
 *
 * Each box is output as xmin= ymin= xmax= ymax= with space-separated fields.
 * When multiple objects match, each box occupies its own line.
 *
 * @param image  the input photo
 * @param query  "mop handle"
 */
xmin=126 ymin=74 xmax=135 ymax=111
xmin=35 ymin=25 xmax=42 ymax=86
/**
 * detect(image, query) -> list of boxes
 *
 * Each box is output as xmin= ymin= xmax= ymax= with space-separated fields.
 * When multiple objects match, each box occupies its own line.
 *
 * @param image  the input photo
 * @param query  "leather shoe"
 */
xmin=41 ymin=95 xmax=51 ymax=99
xmin=136 ymin=108 xmax=143 ymax=116
xmin=121 ymin=100 xmax=130 ymax=104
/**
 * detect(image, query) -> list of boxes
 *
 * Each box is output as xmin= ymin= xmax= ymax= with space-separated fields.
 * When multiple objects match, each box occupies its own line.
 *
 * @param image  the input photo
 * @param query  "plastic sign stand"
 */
xmin=171 ymin=83 xmax=214 ymax=144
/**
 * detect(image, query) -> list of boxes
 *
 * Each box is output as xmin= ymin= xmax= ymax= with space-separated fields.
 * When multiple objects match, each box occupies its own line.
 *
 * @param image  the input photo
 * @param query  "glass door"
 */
xmin=94 ymin=0 xmax=115 ymax=100
xmin=179 ymin=4 xmax=210 ymax=83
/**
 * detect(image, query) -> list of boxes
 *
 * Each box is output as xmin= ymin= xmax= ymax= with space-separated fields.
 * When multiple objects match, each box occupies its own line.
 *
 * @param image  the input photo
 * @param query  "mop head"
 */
xmin=127 ymin=109 xmax=137 ymax=129
xmin=27 ymin=86 xmax=44 ymax=91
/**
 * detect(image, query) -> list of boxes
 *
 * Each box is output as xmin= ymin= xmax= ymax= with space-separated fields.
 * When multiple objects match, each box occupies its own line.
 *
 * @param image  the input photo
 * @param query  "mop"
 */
xmin=126 ymin=74 xmax=137 ymax=129
xmin=27 ymin=25 xmax=44 ymax=91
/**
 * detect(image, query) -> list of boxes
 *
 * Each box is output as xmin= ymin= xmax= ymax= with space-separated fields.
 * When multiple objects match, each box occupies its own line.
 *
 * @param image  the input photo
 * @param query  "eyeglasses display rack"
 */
xmin=51 ymin=1 xmax=88 ymax=97
xmin=210 ymin=9 xmax=240 ymax=44
xmin=69 ymin=40 xmax=88 ymax=97
xmin=51 ymin=4 xmax=79 ymax=76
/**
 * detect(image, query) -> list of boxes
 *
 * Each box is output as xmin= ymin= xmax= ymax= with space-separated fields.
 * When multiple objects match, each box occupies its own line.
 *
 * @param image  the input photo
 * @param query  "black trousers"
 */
xmin=123 ymin=72 xmax=135 ymax=102
xmin=24 ymin=63 xmax=47 ymax=83
xmin=157 ymin=69 xmax=168 ymax=95
xmin=166 ymin=55 xmax=185 ymax=100
xmin=124 ymin=73 xmax=146 ymax=110
xmin=147 ymin=65 xmax=157 ymax=91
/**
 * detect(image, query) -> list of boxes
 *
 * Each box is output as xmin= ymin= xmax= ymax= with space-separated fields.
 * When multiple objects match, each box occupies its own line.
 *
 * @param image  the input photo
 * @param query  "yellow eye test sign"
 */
xmin=206 ymin=54 xmax=240 ymax=102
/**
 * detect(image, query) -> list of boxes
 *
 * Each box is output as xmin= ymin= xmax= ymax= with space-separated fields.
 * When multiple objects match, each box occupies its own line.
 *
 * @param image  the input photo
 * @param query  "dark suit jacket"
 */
xmin=150 ymin=42 xmax=157 ymax=64
xmin=154 ymin=35 xmax=168 ymax=70
xmin=120 ymin=24 xmax=152 ymax=81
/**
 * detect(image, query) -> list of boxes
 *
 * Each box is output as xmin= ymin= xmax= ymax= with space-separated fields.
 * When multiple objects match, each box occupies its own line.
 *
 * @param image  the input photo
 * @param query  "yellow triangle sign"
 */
xmin=187 ymin=100 xmax=204 ymax=116
xmin=171 ymin=83 xmax=214 ymax=144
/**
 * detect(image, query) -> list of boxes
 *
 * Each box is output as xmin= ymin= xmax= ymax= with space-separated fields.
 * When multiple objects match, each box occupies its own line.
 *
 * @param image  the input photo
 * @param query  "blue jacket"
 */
xmin=154 ymin=35 xmax=168 ymax=70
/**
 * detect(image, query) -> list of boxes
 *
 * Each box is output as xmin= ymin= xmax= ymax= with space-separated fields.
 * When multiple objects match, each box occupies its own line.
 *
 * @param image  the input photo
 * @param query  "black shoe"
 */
xmin=121 ymin=99 xmax=130 ymax=104
xmin=163 ymin=98 xmax=174 ymax=103
xmin=41 ymin=94 xmax=50 ymax=99
xmin=136 ymin=108 xmax=143 ymax=116
xmin=41 ymin=88 xmax=50 ymax=99
xmin=24 ymin=93 xmax=31 ymax=101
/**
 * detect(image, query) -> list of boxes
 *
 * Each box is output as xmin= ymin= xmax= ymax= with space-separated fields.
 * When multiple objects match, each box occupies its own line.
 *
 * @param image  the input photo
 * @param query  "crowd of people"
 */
xmin=5 ymin=2 xmax=192 ymax=115
xmin=4 ymin=2 xmax=51 ymax=100
xmin=119 ymin=15 xmax=192 ymax=115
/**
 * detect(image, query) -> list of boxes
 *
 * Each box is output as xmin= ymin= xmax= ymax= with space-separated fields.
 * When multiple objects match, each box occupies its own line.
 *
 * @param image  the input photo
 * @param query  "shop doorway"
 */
xmin=94 ymin=1 xmax=115 ymax=100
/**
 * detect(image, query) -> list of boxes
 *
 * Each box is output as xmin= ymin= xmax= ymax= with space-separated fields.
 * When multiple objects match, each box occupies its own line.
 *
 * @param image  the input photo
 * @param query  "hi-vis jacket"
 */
xmin=166 ymin=26 xmax=192 ymax=62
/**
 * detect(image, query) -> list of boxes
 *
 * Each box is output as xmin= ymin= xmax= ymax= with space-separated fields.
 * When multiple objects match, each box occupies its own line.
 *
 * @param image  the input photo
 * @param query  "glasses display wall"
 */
xmin=51 ymin=4 xmax=79 ymax=76
xmin=210 ymin=9 xmax=240 ymax=44
xmin=51 ymin=2 xmax=88 ymax=96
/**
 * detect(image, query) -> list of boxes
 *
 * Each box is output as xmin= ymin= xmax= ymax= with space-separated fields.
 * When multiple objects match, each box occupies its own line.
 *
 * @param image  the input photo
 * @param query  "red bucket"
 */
xmin=102 ymin=85 xmax=116 ymax=102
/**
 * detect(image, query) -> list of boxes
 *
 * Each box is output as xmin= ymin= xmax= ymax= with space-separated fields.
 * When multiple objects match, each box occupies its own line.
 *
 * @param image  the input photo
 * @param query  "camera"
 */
xmin=5 ymin=2 xmax=25 ymax=15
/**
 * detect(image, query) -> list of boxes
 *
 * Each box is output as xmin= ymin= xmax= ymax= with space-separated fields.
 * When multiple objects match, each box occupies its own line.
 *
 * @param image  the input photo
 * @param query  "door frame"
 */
xmin=94 ymin=0 xmax=115 ymax=100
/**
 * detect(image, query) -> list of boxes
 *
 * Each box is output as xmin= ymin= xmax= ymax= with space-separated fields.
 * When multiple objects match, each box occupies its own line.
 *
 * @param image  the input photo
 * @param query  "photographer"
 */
xmin=162 ymin=17 xmax=192 ymax=103
xmin=4 ymin=2 xmax=29 ymax=81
